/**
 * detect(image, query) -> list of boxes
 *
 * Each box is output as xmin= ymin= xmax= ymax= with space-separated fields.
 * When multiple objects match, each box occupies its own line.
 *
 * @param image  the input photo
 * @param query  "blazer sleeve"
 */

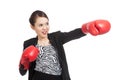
xmin=19 ymin=41 xmax=28 ymax=76
xmin=59 ymin=28 xmax=86 ymax=44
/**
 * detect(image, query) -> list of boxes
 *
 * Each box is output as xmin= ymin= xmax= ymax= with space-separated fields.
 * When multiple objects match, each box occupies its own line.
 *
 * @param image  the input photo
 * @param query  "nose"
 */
xmin=42 ymin=25 xmax=47 ymax=30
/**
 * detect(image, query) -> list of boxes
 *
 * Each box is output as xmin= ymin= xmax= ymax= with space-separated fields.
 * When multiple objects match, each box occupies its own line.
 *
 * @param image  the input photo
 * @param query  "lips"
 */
xmin=42 ymin=31 xmax=48 ymax=35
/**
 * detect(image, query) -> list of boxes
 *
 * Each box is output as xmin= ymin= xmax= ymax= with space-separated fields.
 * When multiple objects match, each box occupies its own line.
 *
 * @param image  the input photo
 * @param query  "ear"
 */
xmin=30 ymin=25 xmax=35 ymax=30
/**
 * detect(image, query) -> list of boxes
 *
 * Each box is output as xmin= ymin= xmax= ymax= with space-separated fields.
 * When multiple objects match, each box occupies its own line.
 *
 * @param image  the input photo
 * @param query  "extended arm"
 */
xmin=59 ymin=19 xmax=111 ymax=44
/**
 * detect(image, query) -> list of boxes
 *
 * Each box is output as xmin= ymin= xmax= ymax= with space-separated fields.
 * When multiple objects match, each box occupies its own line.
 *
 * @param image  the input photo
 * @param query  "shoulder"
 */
xmin=23 ymin=37 xmax=37 ymax=48
xmin=24 ymin=37 xmax=37 ymax=43
xmin=48 ymin=31 xmax=62 ymax=38
xmin=49 ymin=31 xmax=61 ymax=35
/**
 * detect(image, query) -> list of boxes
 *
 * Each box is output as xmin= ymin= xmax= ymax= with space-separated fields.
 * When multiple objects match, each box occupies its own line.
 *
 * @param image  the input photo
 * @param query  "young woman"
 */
xmin=19 ymin=10 xmax=111 ymax=80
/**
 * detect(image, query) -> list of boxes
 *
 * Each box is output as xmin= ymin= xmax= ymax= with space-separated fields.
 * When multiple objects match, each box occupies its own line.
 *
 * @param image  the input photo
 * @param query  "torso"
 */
xmin=34 ymin=44 xmax=62 ymax=75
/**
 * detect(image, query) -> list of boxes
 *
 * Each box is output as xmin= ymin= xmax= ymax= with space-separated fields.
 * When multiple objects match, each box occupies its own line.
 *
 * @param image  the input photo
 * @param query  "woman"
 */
xmin=19 ymin=10 xmax=111 ymax=80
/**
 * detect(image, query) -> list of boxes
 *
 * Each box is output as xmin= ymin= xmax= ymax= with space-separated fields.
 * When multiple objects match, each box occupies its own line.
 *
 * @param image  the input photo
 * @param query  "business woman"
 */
xmin=19 ymin=10 xmax=111 ymax=80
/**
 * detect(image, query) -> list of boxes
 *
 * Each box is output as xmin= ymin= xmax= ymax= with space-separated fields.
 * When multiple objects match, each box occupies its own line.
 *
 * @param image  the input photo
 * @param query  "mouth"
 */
xmin=42 ymin=31 xmax=48 ymax=35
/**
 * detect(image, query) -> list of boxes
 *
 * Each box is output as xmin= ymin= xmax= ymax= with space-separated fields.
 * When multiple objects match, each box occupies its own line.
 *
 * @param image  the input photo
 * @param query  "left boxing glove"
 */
xmin=81 ymin=20 xmax=111 ymax=36
xmin=19 ymin=45 xmax=39 ymax=70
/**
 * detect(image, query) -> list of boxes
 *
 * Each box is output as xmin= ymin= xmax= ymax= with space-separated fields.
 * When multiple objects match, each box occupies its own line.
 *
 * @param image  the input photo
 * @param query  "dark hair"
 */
xmin=29 ymin=10 xmax=49 ymax=26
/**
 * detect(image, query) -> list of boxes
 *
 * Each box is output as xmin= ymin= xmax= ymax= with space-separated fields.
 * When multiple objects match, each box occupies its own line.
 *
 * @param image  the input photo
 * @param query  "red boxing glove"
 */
xmin=81 ymin=20 xmax=111 ymax=36
xmin=19 ymin=45 xmax=39 ymax=70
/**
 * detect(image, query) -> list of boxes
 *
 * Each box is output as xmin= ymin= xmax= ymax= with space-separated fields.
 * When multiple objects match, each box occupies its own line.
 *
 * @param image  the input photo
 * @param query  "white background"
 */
xmin=0 ymin=0 xmax=120 ymax=80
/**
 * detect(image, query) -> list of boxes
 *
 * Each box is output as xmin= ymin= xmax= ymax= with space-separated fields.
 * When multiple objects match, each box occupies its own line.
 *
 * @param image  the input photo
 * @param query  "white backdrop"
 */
xmin=0 ymin=0 xmax=120 ymax=80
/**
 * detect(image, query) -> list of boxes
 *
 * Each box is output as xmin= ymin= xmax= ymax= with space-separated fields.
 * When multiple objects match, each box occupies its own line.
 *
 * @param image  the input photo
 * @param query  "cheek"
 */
xmin=47 ymin=26 xmax=50 ymax=30
xmin=35 ymin=28 xmax=42 ymax=33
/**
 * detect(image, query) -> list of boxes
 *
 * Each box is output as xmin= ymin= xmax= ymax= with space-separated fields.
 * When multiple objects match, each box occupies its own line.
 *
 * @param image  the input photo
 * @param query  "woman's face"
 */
xmin=31 ymin=17 xmax=50 ymax=39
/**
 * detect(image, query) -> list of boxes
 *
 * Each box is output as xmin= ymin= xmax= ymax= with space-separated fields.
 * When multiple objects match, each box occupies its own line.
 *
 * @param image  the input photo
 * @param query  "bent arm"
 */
xmin=19 ymin=42 xmax=28 ymax=76
xmin=19 ymin=64 xmax=27 ymax=76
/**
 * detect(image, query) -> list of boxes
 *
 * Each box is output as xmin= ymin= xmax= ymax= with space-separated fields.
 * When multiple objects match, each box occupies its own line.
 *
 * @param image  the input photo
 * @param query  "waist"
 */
xmin=33 ymin=70 xmax=62 ymax=80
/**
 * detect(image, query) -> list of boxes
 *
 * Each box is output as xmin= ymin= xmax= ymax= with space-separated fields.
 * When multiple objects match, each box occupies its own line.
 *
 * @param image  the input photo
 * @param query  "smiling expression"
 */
xmin=31 ymin=17 xmax=50 ymax=39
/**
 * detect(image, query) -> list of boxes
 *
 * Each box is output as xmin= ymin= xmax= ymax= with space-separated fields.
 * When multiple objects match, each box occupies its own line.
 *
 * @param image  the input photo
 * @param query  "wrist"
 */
xmin=81 ymin=25 xmax=88 ymax=34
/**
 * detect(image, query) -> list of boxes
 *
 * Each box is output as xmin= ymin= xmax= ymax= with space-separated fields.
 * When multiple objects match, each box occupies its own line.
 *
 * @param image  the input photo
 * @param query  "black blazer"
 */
xmin=19 ymin=28 xmax=86 ymax=80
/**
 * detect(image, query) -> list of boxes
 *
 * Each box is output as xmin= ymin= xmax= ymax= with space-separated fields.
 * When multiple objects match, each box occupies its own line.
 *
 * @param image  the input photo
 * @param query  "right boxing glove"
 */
xmin=81 ymin=20 xmax=111 ymax=36
xmin=19 ymin=45 xmax=39 ymax=70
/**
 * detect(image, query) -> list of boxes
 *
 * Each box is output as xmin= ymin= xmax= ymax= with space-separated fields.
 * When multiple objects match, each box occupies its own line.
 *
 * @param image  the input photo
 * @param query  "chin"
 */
xmin=41 ymin=35 xmax=48 ymax=38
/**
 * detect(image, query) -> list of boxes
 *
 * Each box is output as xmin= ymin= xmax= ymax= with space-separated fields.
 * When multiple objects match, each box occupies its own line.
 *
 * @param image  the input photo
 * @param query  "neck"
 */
xmin=38 ymin=37 xmax=48 ymax=41
xmin=37 ymin=36 xmax=50 ymax=46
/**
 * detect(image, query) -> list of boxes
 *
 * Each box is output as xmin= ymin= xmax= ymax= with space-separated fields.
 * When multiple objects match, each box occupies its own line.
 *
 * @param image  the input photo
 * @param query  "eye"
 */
xmin=39 ymin=24 xmax=43 ymax=27
xmin=46 ymin=22 xmax=49 ymax=25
